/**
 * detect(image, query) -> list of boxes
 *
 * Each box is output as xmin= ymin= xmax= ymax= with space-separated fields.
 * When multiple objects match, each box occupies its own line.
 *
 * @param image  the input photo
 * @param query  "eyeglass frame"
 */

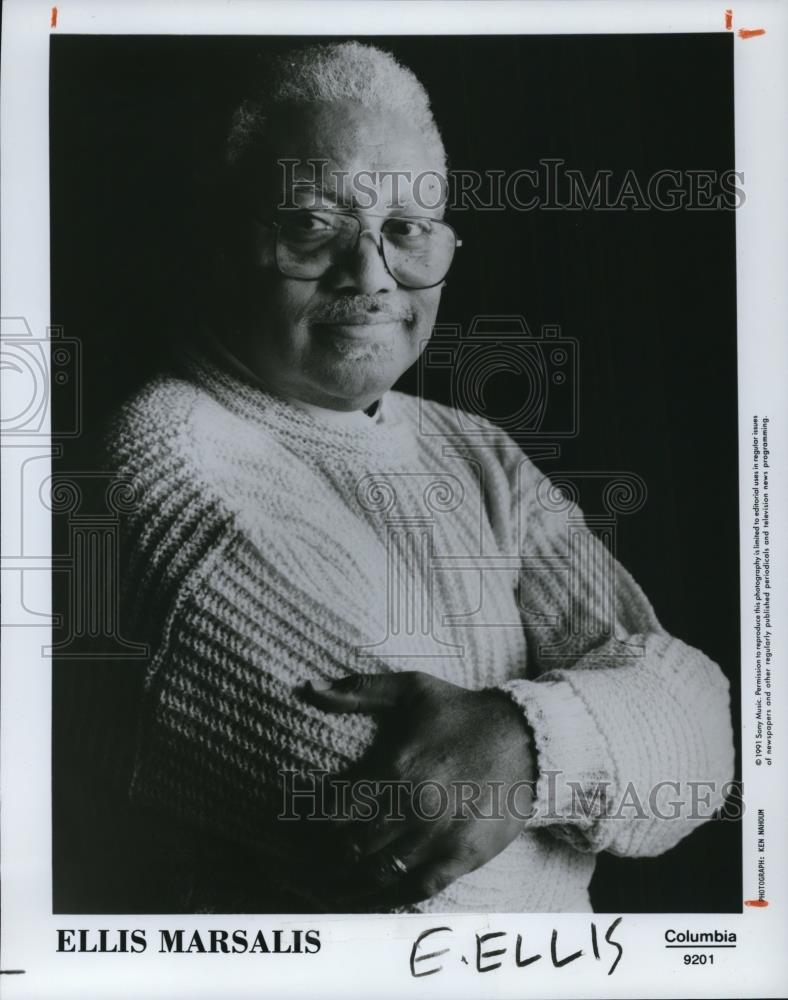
xmin=249 ymin=207 xmax=463 ymax=290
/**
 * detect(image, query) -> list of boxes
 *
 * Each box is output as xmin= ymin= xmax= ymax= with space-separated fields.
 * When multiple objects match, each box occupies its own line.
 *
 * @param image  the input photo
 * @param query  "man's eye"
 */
xmin=385 ymin=219 xmax=436 ymax=249
xmin=386 ymin=218 xmax=432 ymax=239
xmin=287 ymin=213 xmax=335 ymax=233
xmin=276 ymin=213 xmax=340 ymax=244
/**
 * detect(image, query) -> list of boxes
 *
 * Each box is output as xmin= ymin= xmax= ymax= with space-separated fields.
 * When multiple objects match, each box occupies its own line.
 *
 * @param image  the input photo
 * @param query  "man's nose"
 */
xmin=329 ymin=229 xmax=399 ymax=294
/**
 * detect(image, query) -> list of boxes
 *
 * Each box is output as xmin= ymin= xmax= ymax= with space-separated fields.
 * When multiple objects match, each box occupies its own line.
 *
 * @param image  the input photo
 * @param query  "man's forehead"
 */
xmin=287 ymin=167 xmax=446 ymax=212
xmin=264 ymin=100 xmax=446 ymax=210
xmin=269 ymin=100 xmax=442 ymax=164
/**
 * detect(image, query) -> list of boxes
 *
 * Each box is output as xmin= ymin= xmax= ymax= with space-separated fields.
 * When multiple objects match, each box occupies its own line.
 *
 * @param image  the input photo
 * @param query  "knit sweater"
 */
xmin=100 ymin=351 xmax=735 ymax=913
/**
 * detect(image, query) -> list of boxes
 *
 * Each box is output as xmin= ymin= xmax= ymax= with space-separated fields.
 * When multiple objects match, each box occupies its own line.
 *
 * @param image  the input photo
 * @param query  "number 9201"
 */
xmin=683 ymin=953 xmax=714 ymax=965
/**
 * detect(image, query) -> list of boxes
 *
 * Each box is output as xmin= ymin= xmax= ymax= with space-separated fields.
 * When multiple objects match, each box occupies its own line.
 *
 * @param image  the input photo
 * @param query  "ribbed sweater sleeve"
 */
xmin=494 ymin=452 xmax=736 ymax=857
xmin=129 ymin=530 xmax=382 ymax=822
xmin=105 ymin=380 xmax=388 ymax=906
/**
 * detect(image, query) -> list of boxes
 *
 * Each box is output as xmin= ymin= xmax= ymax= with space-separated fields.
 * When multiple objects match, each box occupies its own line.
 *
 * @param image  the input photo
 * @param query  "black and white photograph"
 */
xmin=1 ymin=1 xmax=786 ymax=997
xmin=49 ymin=30 xmax=741 ymax=915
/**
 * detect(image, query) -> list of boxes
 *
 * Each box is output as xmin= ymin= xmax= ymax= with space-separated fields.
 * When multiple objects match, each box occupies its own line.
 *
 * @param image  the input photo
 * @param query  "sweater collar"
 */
xmin=185 ymin=334 xmax=389 ymax=427
xmin=177 ymin=341 xmax=413 ymax=459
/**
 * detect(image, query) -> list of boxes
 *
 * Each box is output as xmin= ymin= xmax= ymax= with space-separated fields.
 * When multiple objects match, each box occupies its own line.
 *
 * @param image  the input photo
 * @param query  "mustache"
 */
xmin=308 ymin=295 xmax=415 ymax=324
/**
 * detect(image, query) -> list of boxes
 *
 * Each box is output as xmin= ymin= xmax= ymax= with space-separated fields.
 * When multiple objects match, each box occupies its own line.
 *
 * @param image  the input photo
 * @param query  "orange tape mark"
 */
xmin=744 ymin=899 xmax=769 ymax=907
xmin=738 ymin=27 xmax=766 ymax=38
xmin=50 ymin=6 xmax=58 ymax=28
xmin=724 ymin=9 xmax=733 ymax=29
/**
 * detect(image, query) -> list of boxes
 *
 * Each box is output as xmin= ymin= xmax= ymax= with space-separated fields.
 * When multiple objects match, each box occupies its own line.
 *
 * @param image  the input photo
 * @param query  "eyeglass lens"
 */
xmin=275 ymin=212 xmax=457 ymax=289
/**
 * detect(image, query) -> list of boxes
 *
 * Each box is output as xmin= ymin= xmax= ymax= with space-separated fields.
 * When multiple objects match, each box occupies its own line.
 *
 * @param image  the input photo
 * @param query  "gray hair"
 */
xmin=225 ymin=41 xmax=446 ymax=172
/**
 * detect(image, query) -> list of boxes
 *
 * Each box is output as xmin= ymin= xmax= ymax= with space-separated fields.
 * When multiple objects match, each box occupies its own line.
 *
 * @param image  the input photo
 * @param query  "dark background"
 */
xmin=51 ymin=34 xmax=741 ymax=913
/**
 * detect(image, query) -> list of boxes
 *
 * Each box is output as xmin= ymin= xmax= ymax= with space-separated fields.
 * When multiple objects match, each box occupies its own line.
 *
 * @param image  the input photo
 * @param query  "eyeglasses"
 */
xmin=252 ymin=208 xmax=462 ymax=290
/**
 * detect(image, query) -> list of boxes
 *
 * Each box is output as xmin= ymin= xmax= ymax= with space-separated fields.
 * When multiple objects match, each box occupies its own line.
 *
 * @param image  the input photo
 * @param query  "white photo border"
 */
xmin=1 ymin=1 xmax=786 ymax=997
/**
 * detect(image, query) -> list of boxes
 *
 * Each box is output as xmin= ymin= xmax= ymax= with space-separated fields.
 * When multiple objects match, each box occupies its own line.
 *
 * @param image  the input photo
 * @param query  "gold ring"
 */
xmin=389 ymin=853 xmax=409 ymax=877
xmin=375 ymin=852 xmax=409 ymax=883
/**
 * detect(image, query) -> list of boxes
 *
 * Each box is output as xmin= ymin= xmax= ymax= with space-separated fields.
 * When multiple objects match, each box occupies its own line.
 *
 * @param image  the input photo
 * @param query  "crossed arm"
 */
xmin=125 ymin=454 xmax=735 ymax=909
xmin=298 ymin=458 xmax=736 ymax=904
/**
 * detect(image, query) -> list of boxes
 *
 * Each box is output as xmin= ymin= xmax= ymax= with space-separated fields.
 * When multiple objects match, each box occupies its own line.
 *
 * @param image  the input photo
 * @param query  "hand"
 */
xmin=301 ymin=671 xmax=536 ymax=908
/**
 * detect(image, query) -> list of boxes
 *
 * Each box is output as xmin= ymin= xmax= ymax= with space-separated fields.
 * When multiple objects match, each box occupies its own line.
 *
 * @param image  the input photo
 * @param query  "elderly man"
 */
xmin=100 ymin=41 xmax=734 ymax=913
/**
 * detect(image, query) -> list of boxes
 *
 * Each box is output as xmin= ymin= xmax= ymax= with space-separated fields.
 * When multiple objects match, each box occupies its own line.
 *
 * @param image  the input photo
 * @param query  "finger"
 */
xmin=377 ymin=853 xmax=472 ymax=910
xmin=339 ymin=791 xmax=420 ymax=863
xmin=349 ymin=810 xmax=411 ymax=861
xmin=346 ymin=829 xmax=438 ymax=897
xmin=340 ymin=850 xmax=471 ymax=911
xmin=327 ymin=765 xmax=414 ymax=856
xmin=300 ymin=672 xmax=414 ymax=714
xmin=323 ymin=743 xmax=399 ymax=828
xmin=339 ymin=769 xmax=448 ymax=860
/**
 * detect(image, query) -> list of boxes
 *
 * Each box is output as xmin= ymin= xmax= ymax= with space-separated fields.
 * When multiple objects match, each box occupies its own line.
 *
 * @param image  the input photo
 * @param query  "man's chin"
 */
xmin=305 ymin=348 xmax=403 ymax=409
